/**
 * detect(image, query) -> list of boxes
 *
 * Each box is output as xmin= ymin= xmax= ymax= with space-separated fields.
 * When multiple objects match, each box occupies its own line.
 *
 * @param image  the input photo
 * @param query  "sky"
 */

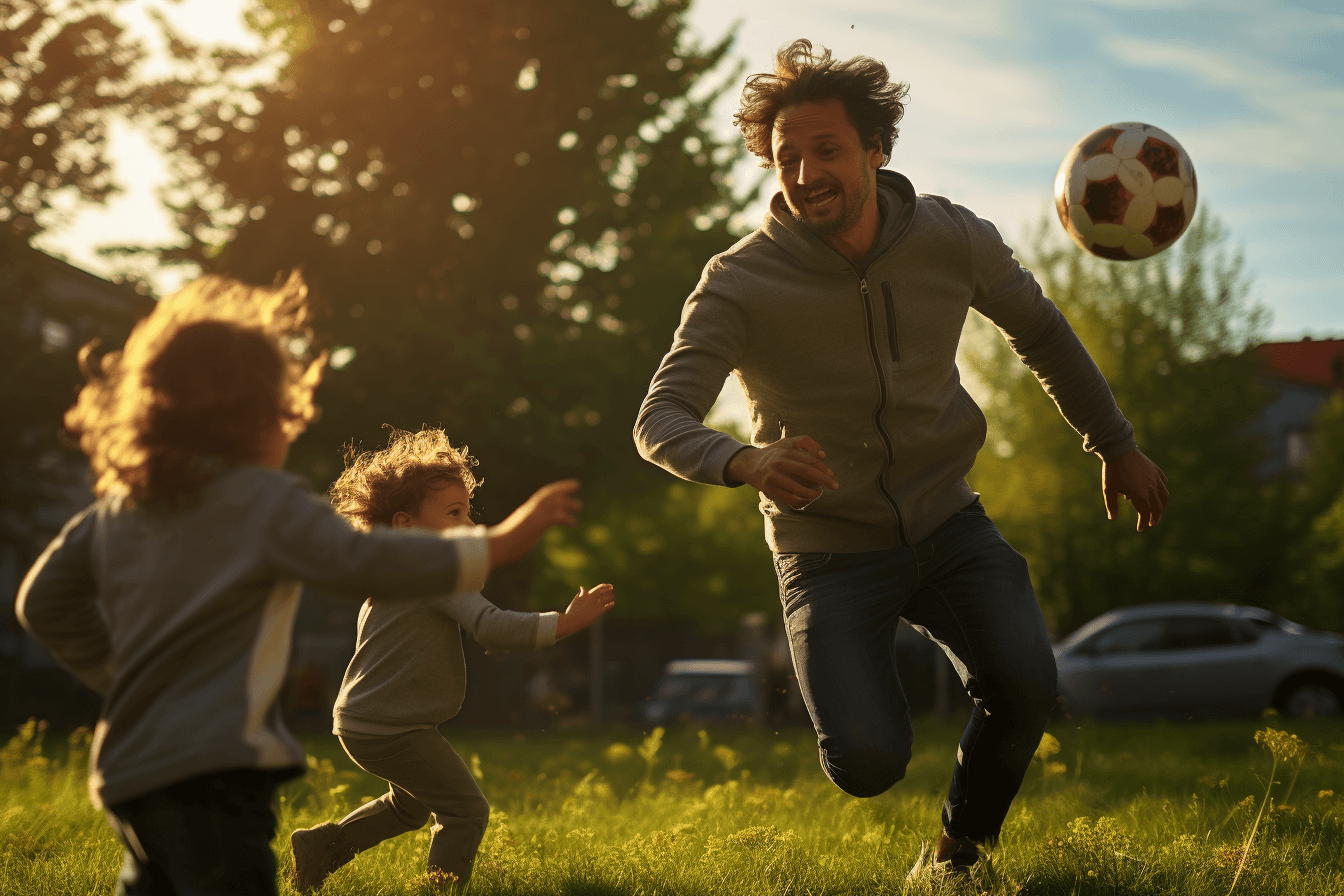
xmin=35 ymin=0 xmax=1344 ymax=353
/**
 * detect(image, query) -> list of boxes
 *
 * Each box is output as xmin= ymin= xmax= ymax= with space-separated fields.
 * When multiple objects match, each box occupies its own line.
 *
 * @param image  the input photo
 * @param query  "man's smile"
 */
xmin=803 ymin=188 xmax=839 ymax=209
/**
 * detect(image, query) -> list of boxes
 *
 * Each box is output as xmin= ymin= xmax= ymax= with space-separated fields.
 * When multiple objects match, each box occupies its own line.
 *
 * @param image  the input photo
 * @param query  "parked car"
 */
xmin=1054 ymin=603 xmax=1344 ymax=719
xmin=640 ymin=659 xmax=761 ymax=725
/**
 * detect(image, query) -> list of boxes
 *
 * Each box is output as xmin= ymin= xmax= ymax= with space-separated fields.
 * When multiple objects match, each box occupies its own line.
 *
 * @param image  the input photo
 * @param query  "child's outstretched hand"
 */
xmin=556 ymin=583 xmax=615 ymax=638
xmin=487 ymin=480 xmax=582 ymax=569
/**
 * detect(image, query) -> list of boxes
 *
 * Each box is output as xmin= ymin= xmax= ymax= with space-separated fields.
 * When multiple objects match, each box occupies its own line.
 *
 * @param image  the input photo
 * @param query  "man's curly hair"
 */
xmin=735 ymin=39 xmax=910 ymax=167
xmin=65 ymin=271 xmax=324 ymax=507
xmin=329 ymin=427 xmax=480 ymax=531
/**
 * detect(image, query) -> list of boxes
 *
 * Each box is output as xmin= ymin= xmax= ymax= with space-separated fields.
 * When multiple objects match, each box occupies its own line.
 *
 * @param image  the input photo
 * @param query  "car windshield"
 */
xmin=653 ymin=674 xmax=751 ymax=705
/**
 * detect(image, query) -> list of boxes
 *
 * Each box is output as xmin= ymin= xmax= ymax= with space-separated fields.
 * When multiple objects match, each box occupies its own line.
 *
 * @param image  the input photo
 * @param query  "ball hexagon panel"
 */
xmin=1054 ymin=122 xmax=1197 ymax=261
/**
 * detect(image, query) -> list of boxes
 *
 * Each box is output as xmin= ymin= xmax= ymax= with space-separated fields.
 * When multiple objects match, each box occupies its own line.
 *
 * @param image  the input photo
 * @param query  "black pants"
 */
xmin=106 ymin=768 xmax=298 ymax=896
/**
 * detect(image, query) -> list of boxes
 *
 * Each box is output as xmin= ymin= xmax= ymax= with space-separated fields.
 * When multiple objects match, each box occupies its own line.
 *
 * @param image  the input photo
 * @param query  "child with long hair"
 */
xmin=290 ymin=428 xmax=615 ymax=892
xmin=16 ymin=273 xmax=580 ymax=896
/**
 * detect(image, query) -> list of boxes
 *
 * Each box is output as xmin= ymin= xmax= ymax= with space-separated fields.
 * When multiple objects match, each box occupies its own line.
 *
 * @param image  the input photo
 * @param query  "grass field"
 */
xmin=1 ymin=716 xmax=1342 ymax=895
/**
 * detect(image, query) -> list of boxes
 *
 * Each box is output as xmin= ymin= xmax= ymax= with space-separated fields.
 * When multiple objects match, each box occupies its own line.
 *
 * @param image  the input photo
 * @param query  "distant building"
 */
xmin=1252 ymin=337 xmax=1344 ymax=477
xmin=0 ymin=241 xmax=154 ymax=726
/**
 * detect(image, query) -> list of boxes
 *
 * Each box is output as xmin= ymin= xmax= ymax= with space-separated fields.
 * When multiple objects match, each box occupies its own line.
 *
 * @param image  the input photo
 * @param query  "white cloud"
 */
xmin=1102 ymin=35 xmax=1344 ymax=172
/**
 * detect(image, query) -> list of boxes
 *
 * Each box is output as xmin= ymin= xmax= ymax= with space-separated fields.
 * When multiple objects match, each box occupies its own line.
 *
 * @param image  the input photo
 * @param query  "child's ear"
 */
xmin=391 ymin=511 xmax=413 ymax=529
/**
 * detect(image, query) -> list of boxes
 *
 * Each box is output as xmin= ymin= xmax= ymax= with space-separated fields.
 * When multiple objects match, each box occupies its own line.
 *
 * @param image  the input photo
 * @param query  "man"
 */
xmin=634 ymin=40 xmax=1169 ymax=875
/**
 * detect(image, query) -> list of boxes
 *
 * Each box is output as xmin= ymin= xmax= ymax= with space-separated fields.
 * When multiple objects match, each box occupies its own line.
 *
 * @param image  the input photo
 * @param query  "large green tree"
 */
xmin=963 ymin=211 xmax=1284 ymax=633
xmin=167 ymin=0 xmax=748 ymax=524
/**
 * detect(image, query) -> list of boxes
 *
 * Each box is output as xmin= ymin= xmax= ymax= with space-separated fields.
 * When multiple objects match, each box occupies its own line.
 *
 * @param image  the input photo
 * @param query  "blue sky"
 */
xmin=683 ymin=0 xmax=1344 ymax=340
xmin=37 ymin=0 xmax=1343 ymax=342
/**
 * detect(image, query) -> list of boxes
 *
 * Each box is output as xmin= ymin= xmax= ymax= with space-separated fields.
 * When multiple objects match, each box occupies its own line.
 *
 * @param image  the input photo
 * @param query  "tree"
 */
xmin=164 ymin=0 xmax=750 ymax=525
xmin=0 ymin=0 xmax=149 ymax=545
xmin=535 ymin=474 xmax=778 ymax=631
xmin=0 ymin=0 xmax=142 ymax=241
xmin=1278 ymin=394 xmax=1344 ymax=633
xmin=962 ymin=210 xmax=1281 ymax=633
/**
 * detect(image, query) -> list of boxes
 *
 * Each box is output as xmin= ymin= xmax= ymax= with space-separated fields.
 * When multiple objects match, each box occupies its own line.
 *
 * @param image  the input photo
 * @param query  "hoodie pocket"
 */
xmin=880 ymin=282 xmax=901 ymax=362
xmin=956 ymin=389 xmax=988 ymax=445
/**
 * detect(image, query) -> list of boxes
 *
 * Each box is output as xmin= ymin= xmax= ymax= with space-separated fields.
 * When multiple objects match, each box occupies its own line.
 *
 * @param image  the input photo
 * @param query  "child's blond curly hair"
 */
xmin=65 ymin=271 xmax=324 ymax=506
xmin=329 ymin=427 xmax=480 ymax=530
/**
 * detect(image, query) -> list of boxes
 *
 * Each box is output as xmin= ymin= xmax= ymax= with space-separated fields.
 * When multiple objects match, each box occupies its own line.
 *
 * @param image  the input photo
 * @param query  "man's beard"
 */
xmin=793 ymin=166 xmax=871 ymax=238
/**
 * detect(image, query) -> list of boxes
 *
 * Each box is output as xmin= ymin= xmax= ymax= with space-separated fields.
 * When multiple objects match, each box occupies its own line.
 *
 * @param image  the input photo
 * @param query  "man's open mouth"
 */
xmin=803 ymin=189 xmax=838 ymax=209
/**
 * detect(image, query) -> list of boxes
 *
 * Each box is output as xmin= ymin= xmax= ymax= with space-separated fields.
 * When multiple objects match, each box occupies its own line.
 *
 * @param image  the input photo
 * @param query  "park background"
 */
xmin=4 ymin=0 xmax=1342 ymax=728
xmin=3 ymin=3 xmax=1344 ymax=895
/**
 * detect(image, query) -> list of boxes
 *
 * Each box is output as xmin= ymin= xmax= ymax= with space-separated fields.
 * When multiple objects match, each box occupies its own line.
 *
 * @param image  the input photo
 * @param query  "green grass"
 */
xmin=2 ymin=717 xmax=1343 ymax=895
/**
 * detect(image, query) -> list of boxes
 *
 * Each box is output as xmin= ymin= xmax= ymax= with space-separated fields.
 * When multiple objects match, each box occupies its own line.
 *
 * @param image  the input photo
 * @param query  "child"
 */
xmin=290 ymin=428 xmax=615 ymax=892
xmin=15 ymin=274 xmax=581 ymax=896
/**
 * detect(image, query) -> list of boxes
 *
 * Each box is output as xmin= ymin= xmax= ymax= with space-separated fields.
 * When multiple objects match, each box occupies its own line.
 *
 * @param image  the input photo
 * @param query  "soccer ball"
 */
xmin=1054 ymin=122 xmax=1197 ymax=260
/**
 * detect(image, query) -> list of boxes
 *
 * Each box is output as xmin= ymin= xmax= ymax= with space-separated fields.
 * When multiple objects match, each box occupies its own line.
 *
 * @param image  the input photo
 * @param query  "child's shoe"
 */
xmin=291 ymin=822 xmax=355 ymax=893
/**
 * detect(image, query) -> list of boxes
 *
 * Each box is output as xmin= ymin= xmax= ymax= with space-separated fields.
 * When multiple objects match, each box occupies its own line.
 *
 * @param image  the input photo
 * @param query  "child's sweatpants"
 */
xmin=337 ymin=729 xmax=490 ymax=886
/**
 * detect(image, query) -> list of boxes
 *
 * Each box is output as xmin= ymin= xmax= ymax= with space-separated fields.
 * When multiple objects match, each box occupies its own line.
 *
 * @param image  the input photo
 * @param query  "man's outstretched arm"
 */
xmin=959 ymin=205 xmax=1169 ymax=530
xmin=634 ymin=271 xmax=753 ymax=487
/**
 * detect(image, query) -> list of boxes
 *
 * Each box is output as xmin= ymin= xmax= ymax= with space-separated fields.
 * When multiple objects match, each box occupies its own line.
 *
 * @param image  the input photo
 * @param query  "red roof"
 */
xmin=1256 ymin=338 xmax=1344 ymax=389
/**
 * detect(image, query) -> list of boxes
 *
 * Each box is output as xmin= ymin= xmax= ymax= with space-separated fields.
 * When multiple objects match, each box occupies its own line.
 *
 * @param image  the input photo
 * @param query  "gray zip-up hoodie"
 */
xmin=635 ymin=171 xmax=1136 ymax=553
xmin=332 ymin=588 xmax=560 ymax=737
xmin=15 ymin=466 xmax=488 ymax=808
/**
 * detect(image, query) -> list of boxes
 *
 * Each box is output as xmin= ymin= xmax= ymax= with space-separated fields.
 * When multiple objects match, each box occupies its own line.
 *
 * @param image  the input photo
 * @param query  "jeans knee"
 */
xmin=455 ymin=792 xmax=490 ymax=827
xmin=821 ymin=743 xmax=910 ymax=798
xmin=990 ymin=664 xmax=1057 ymax=724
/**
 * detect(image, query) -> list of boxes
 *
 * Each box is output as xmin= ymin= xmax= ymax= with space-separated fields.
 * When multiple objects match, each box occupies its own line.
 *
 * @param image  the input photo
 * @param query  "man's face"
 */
xmin=771 ymin=97 xmax=883 ymax=238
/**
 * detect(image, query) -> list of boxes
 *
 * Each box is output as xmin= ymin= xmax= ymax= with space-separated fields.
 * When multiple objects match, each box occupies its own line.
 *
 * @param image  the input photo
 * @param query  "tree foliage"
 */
xmin=1278 ymin=394 xmax=1344 ymax=633
xmin=0 ymin=0 xmax=152 ymax=550
xmin=963 ymin=210 xmax=1283 ymax=633
xmin=0 ymin=0 xmax=142 ymax=240
xmin=166 ymin=0 xmax=749 ymax=521
xmin=536 ymin=477 xmax=778 ymax=631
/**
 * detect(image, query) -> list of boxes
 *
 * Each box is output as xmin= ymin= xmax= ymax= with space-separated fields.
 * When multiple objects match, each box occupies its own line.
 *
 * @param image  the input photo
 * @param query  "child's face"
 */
xmin=400 ymin=480 xmax=473 ymax=531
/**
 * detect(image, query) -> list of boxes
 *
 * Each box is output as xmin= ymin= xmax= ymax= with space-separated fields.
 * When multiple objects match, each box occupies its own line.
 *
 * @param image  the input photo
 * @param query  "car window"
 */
xmin=654 ymin=674 xmax=751 ymax=705
xmin=1160 ymin=617 xmax=1242 ymax=650
xmin=1085 ymin=620 xmax=1166 ymax=655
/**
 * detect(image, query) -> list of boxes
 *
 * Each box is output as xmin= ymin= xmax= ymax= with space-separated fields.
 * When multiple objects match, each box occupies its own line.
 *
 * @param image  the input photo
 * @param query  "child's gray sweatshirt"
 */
xmin=16 ymin=466 xmax=488 ymax=808
xmin=332 ymin=585 xmax=560 ymax=737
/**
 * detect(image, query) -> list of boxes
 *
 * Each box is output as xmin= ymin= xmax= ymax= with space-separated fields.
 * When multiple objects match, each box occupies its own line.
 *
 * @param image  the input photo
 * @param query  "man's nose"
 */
xmin=795 ymin=158 xmax=812 ymax=185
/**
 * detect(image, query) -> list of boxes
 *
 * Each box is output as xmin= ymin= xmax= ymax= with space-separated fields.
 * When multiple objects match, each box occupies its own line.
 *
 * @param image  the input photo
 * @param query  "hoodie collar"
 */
xmin=762 ymin=169 xmax=918 ymax=274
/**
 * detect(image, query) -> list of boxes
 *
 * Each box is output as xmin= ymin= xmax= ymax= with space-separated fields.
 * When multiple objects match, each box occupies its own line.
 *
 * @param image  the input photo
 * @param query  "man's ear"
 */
xmin=867 ymin=137 xmax=885 ymax=170
xmin=391 ymin=510 xmax=413 ymax=529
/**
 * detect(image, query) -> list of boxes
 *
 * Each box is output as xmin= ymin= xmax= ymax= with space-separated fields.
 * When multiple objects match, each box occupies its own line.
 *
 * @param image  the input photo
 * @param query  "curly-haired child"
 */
xmin=289 ymin=428 xmax=615 ymax=893
xmin=16 ymin=273 xmax=581 ymax=896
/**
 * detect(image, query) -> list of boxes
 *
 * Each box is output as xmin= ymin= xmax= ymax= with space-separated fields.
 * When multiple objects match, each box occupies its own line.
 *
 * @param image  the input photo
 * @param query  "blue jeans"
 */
xmin=773 ymin=499 xmax=1056 ymax=844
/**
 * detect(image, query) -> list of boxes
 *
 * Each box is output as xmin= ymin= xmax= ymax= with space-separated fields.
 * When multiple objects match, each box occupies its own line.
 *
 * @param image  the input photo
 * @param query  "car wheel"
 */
xmin=1280 ymin=681 xmax=1343 ymax=718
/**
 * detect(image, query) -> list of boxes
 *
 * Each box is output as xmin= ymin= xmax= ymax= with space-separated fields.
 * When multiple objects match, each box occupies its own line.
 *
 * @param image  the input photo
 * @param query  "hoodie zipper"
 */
xmin=858 ymin=277 xmax=909 ymax=546
xmin=881 ymin=281 xmax=901 ymax=361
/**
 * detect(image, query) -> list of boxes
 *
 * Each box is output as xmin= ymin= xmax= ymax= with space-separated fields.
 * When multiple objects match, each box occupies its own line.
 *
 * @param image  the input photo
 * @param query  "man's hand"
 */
xmin=726 ymin=435 xmax=839 ymax=509
xmin=556 ymin=583 xmax=616 ymax=638
xmin=1102 ymin=449 xmax=1170 ymax=532
xmin=487 ymin=480 xmax=582 ymax=569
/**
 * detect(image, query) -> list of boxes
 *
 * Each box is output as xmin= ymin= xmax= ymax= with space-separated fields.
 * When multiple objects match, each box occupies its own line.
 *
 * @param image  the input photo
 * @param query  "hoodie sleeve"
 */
xmin=15 ymin=505 xmax=113 ymax=694
xmin=433 ymin=591 xmax=560 ymax=652
xmin=264 ymin=483 xmax=489 ymax=598
xmin=634 ymin=259 xmax=753 ymax=486
xmin=960 ymin=206 xmax=1137 ymax=461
